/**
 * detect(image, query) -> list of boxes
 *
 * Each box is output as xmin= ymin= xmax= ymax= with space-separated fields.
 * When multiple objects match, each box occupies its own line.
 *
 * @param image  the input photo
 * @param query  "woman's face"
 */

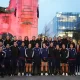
xmin=25 ymin=36 xmax=28 ymax=40
xmin=0 ymin=35 xmax=2 ymax=39
xmin=53 ymin=37 xmax=57 ymax=41
xmin=0 ymin=42 xmax=3 ymax=46
xmin=22 ymin=42 xmax=25 ymax=46
xmin=50 ymin=43 xmax=53 ymax=47
xmin=49 ymin=37 xmax=52 ymax=41
xmin=62 ymin=44 xmax=65 ymax=49
xmin=43 ymin=43 xmax=46 ymax=48
xmin=6 ymin=44 xmax=10 ymax=48
xmin=38 ymin=35 xmax=41 ymax=39
xmin=6 ymin=36 xmax=10 ymax=40
xmin=45 ymin=37 xmax=48 ymax=40
xmin=58 ymin=36 xmax=61 ymax=40
xmin=32 ymin=36 xmax=36 ymax=40
xmin=14 ymin=42 xmax=17 ymax=46
xmin=70 ymin=44 xmax=73 ymax=48
xmin=28 ymin=44 xmax=31 ymax=48
xmin=36 ymin=43 xmax=39 ymax=48
xmin=56 ymin=45 xmax=59 ymax=49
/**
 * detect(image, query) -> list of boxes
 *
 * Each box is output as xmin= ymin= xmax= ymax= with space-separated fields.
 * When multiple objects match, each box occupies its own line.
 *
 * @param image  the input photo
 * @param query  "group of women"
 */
xmin=0 ymin=35 xmax=80 ymax=78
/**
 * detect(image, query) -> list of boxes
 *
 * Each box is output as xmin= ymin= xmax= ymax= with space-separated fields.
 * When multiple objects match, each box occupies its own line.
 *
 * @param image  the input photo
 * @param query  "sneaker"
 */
xmin=45 ymin=73 xmax=48 ymax=76
xmin=41 ymin=73 xmax=43 ymax=76
xmin=22 ymin=73 xmax=24 ymax=76
xmin=75 ymin=72 xmax=78 ymax=75
xmin=62 ymin=73 xmax=65 ymax=76
xmin=78 ymin=72 xmax=80 ymax=75
xmin=66 ymin=73 xmax=68 ymax=76
xmin=18 ymin=72 xmax=21 ymax=76
xmin=29 ymin=74 xmax=32 ymax=76
xmin=26 ymin=74 xmax=28 ymax=76
xmin=11 ymin=74 xmax=12 ymax=77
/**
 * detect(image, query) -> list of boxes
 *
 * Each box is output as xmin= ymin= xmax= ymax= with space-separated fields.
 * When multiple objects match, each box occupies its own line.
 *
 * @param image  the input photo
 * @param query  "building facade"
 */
xmin=54 ymin=12 xmax=80 ymax=37
xmin=44 ymin=12 xmax=80 ymax=38
xmin=0 ymin=0 xmax=39 ymax=40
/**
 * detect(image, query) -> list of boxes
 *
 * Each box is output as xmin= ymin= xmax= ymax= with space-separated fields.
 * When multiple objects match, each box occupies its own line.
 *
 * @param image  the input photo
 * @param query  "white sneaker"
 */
xmin=26 ymin=74 xmax=28 ymax=76
xmin=75 ymin=72 xmax=78 ymax=75
xmin=22 ymin=73 xmax=24 ymax=76
xmin=78 ymin=72 xmax=80 ymax=75
xmin=18 ymin=72 xmax=21 ymax=76
xmin=45 ymin=73 xmax=48 ymax=76
xmin=29 ymin=74 xmax=32 ymax=76
xmin=62 ymin=73 xmax=65 ymax=76
xmin=66 ymin=73 xmax=68 ymax=76
xmin=41 ymin=73 xmax=43 ymax=76
xmin=52 ymin=74 xmax=54 ymax=76
xmin=10 ymin=74 xmax=12 ymax=77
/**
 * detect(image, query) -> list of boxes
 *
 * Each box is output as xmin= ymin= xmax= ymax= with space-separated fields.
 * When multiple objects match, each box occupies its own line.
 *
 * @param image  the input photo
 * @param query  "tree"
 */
xmin=73 ymin=31 xmax=80 ymax=43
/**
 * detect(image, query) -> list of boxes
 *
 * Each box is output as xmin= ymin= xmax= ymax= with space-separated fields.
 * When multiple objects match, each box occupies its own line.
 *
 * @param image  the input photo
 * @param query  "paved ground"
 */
xmin=0 ymin=76 xmax=80 ymax=80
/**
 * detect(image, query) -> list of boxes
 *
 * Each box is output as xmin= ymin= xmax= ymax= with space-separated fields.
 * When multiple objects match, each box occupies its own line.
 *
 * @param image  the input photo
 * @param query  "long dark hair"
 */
xmin=24 ymin=36 xmax=29 ymax=41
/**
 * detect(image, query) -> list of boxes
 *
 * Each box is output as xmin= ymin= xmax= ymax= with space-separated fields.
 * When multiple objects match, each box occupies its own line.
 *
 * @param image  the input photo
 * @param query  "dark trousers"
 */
xmin=0 ymin=64 xmax=5 ymax=77
xmin=48 ymin=58 xmax=55 ymax=74
xmin=55 ymin=59 xmax=60 ymax=73
xmin=76 ymin=56 xmax=80 ymax=73
xmin=69 ymin=60 xmax=76 ymax=75
xmin=11 ymin=58 xmax=17 ymax=75
xmin=33 ymin=60 xmax=41 ymax=75
xmin=18 ymin=59 xmax=25 ymax=73
xmin=5 ymin=58 xmax=12 ymax=75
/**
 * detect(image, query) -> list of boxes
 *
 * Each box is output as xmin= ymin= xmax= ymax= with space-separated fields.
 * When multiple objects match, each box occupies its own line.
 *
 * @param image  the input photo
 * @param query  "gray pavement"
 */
xmin=0 ymin=76 xmax=80 ymax=80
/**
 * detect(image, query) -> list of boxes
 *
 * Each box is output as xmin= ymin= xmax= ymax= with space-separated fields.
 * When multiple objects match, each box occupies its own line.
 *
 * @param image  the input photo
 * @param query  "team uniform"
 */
xmin=41 ymin=48 xmax=48 ymax=62
xmin=68 ymin=48 xmax=76 ymax=75
xmin=36 ymin=38 xmax=42 ymax=48
xmin=33 ymin=47 xmax=41 ymax=75
xmin=60 ymin=48 xmax=69 ymax=75
xmin=57 ymin=40 xmax=62 ymax=48
xmin=30 ymin=40 xmax=36 ymax=48
xmin=17 ymin=40 xmax=22 ymax=47
xmin=53 ymin=40 xmax=57 ymax=47
xmin=4 ymin=48 xmax=12 ymax=76
xmin=11 ymin=46 xmax=19 ymax=75
xmin=25 ymin=48 xmax=34 ymax=76
xmin=11 ymin=40 xmax=17 ymax=46
xmin=18 ymin=46 xmax=26 ymax=75
xmin=4 ymin=39 xmax=11 ymax=47
xmin=48 ymin=46 xmax=55 ymax=75
xmin=68 ymin=42 xmax=75 ymax=48
xmin=60 ymin=48 xmax=69 ymax=63
xmin=61 ymin=38 xmax=68 ymax=48
xmin=76 ymin=45 xmax=80 ymax=75
xmin=41 ymin=48 xmax=48 ymax=75
xmin=0 ymin=51 xmax=6 ymax=77
xmin=43 ymin=40 xmax=49 ymax=47
xmin=54 ymin=49 xmax=61 ymax=74
xmin=25 ymin=48 xmax=34 ymax=64
xmin=24 ymin=40 xmax=29 ymax=48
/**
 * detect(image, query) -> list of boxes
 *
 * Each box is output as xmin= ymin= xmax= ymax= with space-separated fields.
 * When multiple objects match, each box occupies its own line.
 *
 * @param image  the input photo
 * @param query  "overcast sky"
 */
xmin=0 ymin=0 xmax=80 ymax=33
